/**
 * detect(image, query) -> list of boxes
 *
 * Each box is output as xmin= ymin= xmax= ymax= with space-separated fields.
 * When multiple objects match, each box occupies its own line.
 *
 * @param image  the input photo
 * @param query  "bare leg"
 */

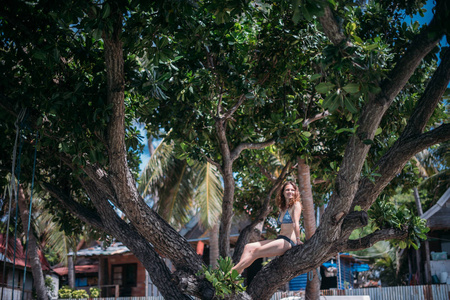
xmin=232 ymin=239 xmax=292 ymax=274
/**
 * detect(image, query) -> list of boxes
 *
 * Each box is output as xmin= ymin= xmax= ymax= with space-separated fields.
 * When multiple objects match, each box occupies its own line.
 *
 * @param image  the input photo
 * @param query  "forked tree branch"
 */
xmin=353 ymin=122 xmax=450 ymax=212
xmin=222 ymin=94 xmax=245 ymax=119
xmin=402 ymin=47 xmax=450 ymax=137
xmin=230 ymin=139 xmax=275 ymax=162
xmin=318 ymin=5 xmax=347 ymax=45
xmin=303 ymin=111 xmax=330 ymax=128
xmin=349 ymin=49 xmax=450 ymax=212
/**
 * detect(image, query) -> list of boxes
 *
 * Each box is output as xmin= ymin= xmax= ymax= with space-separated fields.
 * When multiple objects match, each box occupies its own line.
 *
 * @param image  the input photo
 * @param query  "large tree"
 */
xmin=1 ymin=0 xmax=450 ymax=299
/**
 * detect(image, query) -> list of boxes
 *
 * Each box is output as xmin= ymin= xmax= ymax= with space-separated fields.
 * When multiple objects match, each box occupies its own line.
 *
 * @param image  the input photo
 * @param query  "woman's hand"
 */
xmin=296 ymin=237 xmax=303 ymax=245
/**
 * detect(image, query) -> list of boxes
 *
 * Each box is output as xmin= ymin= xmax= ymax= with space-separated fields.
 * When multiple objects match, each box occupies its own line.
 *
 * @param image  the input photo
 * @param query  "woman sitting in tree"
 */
xmin=232 ymin=181 xmax=303 ymax=274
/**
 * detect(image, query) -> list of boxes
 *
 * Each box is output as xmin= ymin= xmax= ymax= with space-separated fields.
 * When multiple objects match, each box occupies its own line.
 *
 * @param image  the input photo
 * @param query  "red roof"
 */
xmin=53 ymin=265 xmax=99 ymax=276
xmin=0 ymin=234 xmax=50 ymax=271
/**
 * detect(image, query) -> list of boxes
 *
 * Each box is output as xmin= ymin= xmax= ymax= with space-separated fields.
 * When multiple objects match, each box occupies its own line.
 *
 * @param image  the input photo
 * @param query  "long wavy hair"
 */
xmin=276 ymin=181 xmax=301 ymax=210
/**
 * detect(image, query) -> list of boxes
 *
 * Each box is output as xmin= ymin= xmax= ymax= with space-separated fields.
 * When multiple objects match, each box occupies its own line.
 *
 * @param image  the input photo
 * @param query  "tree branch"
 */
xmin=341 ymin=211 xmax=369 ymax=233
xmin=257 ymin=163 xmax=276 ymax=183
xmin=222 ymin=94 xmax=245 ymax=119
xmin=317 ymin=5 xmax=446 ymax=245
xmin=353 ymin=122 xmax=450 ymax=212
xmin=42 ymin=182 xmax=104 ymax=229
xmin=230 ymin=139 xmax=275 ymax=162
xmin=203 ymin=155 xmax=223 ymax=175
xmin=318 ymin=5 xmax=347 ymax=45
xmin=80 ymin=178 xmax=200 ymax=300
xmin=402 ymin=47 xmax=450 ymax=137
xmin=344 ymin=229 xmax=408 ymax=252
xmin=378 ymin=17 xmax=444 ymax=106
xmin=303 ymin=111 xmax=330 ymax=128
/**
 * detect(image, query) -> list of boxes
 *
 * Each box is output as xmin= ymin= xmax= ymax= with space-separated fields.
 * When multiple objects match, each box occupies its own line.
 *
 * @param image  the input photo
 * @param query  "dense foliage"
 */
xmin=1 ymin=0 xmax=449 ymax=299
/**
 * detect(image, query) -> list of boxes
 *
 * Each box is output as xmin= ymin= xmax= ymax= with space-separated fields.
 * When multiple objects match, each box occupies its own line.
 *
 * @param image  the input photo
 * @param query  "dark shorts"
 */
xmin=276 ymin=235 xmax=296 ymax=247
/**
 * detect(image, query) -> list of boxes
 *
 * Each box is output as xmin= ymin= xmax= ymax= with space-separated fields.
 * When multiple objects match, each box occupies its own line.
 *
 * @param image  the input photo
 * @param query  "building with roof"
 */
xmin=53 ymin=241 xmax=166 ymax=298
xmin=0 ymin=234 xmax=51 ymax=300
xmin=288 ymin=253 xmax=370 ymax=292
xmin=420 ymin=187 xmax=450 ymax=284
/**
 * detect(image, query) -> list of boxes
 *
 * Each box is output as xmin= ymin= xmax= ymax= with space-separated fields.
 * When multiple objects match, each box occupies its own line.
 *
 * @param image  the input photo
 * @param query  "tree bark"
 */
xmin=68 ymin=254 xmax=75 ymax=289
xmin=101 ymin=8 xmax=205 ymax=274
xmin=215 ymin=95 xmax=275 ymax=258
xmin=45 ymin=178 xmax=214 ymax=299
xmin=81 ymin=179 xmax=203 ymax=300
xmin=244 ymin=7 xmax=449 ymax=299
xmin=298 ymin=158 xmax=320 ymax=300
xmin=17 ymin=186 xmax=49 ymax=300
xmin=209 ymin=223 xmax=219 ymax=268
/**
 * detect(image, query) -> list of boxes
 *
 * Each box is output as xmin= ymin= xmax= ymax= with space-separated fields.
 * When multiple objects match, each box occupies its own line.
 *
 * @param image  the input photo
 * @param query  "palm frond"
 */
xmin=194 ymin=162 xmax=223 ymax=229
xmin=32 ymin=198 xmax=78 ymax=265
xmin=413 ymin=152 xmax=438 ymax=177
xmin=138 ymin=139 xmax=176 ymax=197
xmin=155 ymin=160 xmax=196 ymax=228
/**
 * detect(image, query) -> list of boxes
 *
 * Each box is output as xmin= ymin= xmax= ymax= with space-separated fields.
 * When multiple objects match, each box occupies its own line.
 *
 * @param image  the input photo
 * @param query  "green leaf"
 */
xmin=316 ymin=82 xmax=336 ymax=93
xmin=310 ymin=74 xmax=322 ymax=81
xmin=364 ymin=43 xmax=378 ymax=51
xmin=292 ymin=118 xmax=303 ymax=125
xmin=302 ymin=131 xmax=311 ymax=137
xmin=93 ymin=28 xmax=103 ymax=40
xmin=335 ymin=127 xmax=356 ymax=134
xmin=362 ymin=139 xmax=374 ymax=145
xmin=102 ymin=3 xmax=111 ymax=19
xmin=344 ymin=97 xmax=358 ymax=114
xmin=375 ymin=127 xmax=382 ymax=136
xmin=343 ymin=83 xmax=360 ymax=94
xmin=354 ymin=205 xmax=361 ymax=212
xmin=33 ymin=51 xmax=47 ymax=61
xmin=353 ymin=35 xmax=363 ymax=44
xmin=245 ymin=93 xmax=255 ymax=99
xmin=322 ymin=92 xmax=337 ymax=109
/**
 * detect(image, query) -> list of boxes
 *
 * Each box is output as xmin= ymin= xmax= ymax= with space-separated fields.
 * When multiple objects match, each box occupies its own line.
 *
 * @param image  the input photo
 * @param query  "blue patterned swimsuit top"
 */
xmin=277 ymin=210 xmax=293 ymax=226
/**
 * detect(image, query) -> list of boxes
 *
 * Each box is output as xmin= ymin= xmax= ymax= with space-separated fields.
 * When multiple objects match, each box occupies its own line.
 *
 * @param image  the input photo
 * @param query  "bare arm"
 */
xmin=292 ymin=202 xmax=303 ymax=245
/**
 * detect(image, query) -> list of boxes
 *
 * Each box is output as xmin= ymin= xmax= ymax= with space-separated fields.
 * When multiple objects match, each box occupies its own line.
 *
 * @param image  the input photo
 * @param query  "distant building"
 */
xmin=53 ymin=241 xmax=166 ymax=297
xmin=420 ymin=187 xmax=450 ymax=284
xmin=0 ymin=234 xmax=51 ymax=300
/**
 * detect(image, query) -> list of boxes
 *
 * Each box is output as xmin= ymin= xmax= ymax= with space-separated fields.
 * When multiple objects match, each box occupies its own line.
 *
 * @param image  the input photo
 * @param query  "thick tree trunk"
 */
xmin=81 ymin=180 xmax=201 ymax=300
xmin=101 ymin=8 xmax=205 ymax=275
xmin=17 ymin=186 xmax=49 ymax=300
xmin=34 ymin=4 xmax=450 ymax=299
xmin=298 ymin=158 xmax=320 ymax=300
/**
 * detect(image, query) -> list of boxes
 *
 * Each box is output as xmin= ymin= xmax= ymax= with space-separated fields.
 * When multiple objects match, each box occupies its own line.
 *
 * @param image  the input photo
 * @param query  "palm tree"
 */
xmin=17 ymin=185 xmax=49 ymax=300
xmin=416 ymin=141 xmax=450 ymax=204
xmin=32 ymin=196 xmax=80 ymax=288
xmin=298 ymin=158 xmax=320 ymax=300
xmin=138 ymin=138 xmax=223 ymax=263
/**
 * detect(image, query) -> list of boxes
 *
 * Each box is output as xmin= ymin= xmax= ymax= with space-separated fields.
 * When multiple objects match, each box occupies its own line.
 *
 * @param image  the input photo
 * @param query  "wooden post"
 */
xmin=115 ymin=285 xmax=119 ymax=299
xmin=98 ymin=258 xmax=103 ymax=293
